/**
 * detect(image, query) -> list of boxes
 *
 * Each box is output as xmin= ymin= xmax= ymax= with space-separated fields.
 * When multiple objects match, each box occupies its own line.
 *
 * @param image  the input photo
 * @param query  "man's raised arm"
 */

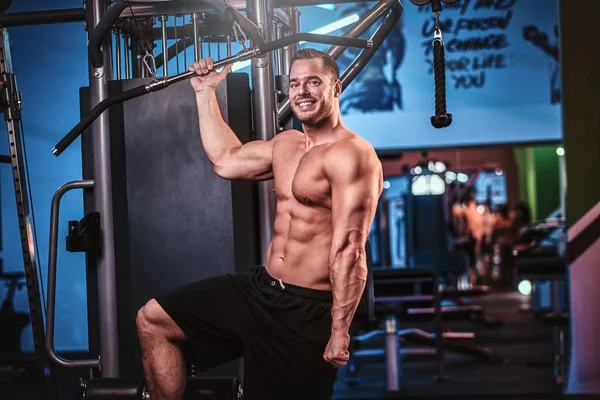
xmin=322 ymin=140 xmax=382 ymax=368
xmin=189 ymin=58 xmax=274 ymax=181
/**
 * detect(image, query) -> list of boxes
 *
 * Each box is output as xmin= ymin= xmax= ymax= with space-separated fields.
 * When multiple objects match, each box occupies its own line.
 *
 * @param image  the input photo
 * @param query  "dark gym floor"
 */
xmin=1 ymin=290 xmax=594 ymax=400
xmin=333 ymin=290 xmax=566 ymax=400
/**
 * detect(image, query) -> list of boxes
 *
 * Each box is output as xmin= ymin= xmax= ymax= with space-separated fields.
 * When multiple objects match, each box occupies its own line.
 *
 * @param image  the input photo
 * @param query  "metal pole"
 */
xmin=226 ymin=34 xmax=232 ymax=57
xmin=192 ymin=12 xmax=199 ymax=61
xmin=217 ymin=36 xmax=221 ymax=61
xmin=281 ymin=8 xmax=295 ymax=75
xmin=183 ymin=15 xmax=187 ymax=68
xmin=123 ymin=33 xmax=131 ymax=79
xmin=132 ymin=39 xmax=144 ymax=78
xmin=275 ymin=22 xmax=284 ymax=76
xmin=281 ymin=7 xmax=299 ymax=74
xmin=200 ymin=12 xmax=206 ymax=59
xmin=114 ymin=28 xmax=122 ymax=80
xmin=289 ymin=7 xmax=301 ymax=57
xmin=173 ymin=12 xmax=179 ymax=74
xmin=559 ymin=150 xmax=566 ymax=225
xmin=160 ymin=15 xmax=169 ymax=77
xmin=385 ymin=316 xmax=400 ymax=391
xmin=433 ymin=274 xmax=446 ymax=381
xmin=87 ymin=0 xmax=119 ymax=378
xmin=248 ymin=0 xmax=277 ymax=266
xmin=0 ymin=28 xmax=59 ymax=400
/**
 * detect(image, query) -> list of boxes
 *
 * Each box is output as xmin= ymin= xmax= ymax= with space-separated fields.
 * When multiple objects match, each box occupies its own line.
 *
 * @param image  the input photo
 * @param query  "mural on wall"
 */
xmin=301 ymin=0 xmax=562 ymax=149
xmin=417 ymin=0 xmax=515 ymax=92
xmin=522 ymin=24 xmax=560 ymax=104
xmin=336 ymin=2 xmax=406 ymax=114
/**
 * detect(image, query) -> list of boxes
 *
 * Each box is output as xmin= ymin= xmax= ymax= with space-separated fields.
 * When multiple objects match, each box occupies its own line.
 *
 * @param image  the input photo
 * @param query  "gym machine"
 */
xmin=0 ymin=22 xmax=61 ymax=399
xmin=0 ymin=0 xmax=404 ymax=398
xmin=0 ymin=0 xmax=471 ymax=396
xmin=514 ymin=218 xmax=568 ymax=385
xmin=348 ymin=248 xmax=503 ymax=393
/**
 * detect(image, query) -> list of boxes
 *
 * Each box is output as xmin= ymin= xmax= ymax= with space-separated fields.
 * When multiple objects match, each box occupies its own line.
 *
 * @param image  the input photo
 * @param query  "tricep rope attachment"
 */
xmin=410 ymin=0 xmax=457 ymax=128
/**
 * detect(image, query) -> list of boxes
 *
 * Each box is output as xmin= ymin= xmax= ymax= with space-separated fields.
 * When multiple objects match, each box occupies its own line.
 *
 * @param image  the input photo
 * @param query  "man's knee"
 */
xmin=137 ymin=299 xmax=185 ymax=341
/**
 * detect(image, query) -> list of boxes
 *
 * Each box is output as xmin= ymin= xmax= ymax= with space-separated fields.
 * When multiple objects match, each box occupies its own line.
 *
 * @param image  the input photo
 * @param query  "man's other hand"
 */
xmin=188 ymin=57 xmax=232 ymax=93
xmin=323 ymin=332 xmax=350 ymax=368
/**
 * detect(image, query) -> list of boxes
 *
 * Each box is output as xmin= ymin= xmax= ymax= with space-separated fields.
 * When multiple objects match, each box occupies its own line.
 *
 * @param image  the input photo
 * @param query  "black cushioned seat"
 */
xmin=516 ymin=256 xmax=567 ymax=280
xmin=544 ymin=312 xmax=569 ymax=327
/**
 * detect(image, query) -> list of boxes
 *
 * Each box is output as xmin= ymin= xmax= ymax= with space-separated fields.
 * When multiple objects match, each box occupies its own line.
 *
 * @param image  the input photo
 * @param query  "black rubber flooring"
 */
xmin=333 ymin=290 xmax=568 ymax=400
xmin=2 ymin=291 xmax=597 ymax=400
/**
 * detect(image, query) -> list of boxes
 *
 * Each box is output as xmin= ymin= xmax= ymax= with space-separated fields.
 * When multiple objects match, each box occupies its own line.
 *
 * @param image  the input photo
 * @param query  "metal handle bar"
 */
xmin=46 ymin=180 xmax=98 ymax=368
xmin=52 ymin=32 xmax=371 ymax=156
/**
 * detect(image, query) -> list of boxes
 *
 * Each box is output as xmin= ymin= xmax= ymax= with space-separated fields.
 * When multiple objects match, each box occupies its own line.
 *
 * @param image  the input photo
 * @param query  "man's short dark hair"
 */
xmin=291 ymin=48 xmax=340 ymax=81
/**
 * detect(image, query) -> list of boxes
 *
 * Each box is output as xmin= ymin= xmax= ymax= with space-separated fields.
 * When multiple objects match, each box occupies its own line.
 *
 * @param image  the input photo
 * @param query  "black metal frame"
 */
xmin=0 ymin=27 xmax=58 ymax=400
xmin=51 ymin=32 xmax=373 ymax=156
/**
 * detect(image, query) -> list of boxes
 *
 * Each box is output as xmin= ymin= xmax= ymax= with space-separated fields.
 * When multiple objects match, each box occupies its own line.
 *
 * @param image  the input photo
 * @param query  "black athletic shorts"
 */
xmin=155 ymin=266 xmax=338 ymax=400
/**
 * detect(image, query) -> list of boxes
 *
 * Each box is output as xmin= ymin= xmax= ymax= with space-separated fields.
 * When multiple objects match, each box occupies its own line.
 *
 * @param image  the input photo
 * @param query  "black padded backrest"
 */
xmin=407 ymin=194 xmax=450 ymax=253
xmin=414 ymin=250 xmax=468 ymax=275
xmin=516 ymin=256 xmax=567 ymax=275
xmin=372 ymin=267 xmax=436 ymax=297
xmin=81 ymin=74 xmax=257 ymax=379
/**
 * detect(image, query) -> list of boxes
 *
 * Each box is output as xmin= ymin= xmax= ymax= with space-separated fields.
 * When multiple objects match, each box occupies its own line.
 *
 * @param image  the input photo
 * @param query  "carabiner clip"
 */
xmin=143 ymin=51 xmax=157 ymax=77
xmin=232 ymin=20 xmax=249 ymax=50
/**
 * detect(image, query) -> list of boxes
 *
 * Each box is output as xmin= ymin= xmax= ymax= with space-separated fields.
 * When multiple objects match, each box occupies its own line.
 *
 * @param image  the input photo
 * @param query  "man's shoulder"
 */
xmin=274 ymin=129 xmax=304 ymax=143
xmin=323 ymin=135 xmax=381 ymax=178
xmin=326 ymin=134 xmax=378 ymax=161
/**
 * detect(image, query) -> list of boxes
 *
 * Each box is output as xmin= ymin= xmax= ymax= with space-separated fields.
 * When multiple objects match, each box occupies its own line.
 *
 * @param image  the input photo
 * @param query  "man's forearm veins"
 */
xmin=329 ymin=230 xmax=368 ymax=334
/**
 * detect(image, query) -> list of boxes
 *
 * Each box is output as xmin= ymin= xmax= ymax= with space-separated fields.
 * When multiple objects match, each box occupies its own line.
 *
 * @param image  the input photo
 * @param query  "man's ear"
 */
xmin=334 ymin=78 xmax=342 ymax=97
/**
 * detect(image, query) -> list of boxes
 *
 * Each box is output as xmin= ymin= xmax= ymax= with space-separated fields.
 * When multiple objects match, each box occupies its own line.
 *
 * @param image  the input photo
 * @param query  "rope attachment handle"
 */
xmin=430 ymin=11 xmax=452 ymax=128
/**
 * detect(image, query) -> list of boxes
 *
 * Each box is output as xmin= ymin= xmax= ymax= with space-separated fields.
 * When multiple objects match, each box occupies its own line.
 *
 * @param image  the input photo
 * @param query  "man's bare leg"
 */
xmin=137 ymin=299 xmax=187 ymax=400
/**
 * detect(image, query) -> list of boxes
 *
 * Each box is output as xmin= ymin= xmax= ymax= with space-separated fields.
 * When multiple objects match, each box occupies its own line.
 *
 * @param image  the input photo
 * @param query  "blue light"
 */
xmin=232 ymin=14 xmax=360 ymax=72
xmin=317 ymin=4 xmax=336 ymax=11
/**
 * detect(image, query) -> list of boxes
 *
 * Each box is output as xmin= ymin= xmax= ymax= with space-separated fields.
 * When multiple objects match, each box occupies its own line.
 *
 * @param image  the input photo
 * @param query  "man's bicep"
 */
xmin=218 ymin=139 xmax=274 ymax=181
xmin=330 ymin=166 xmax=381 ymax=246
xmin=328 ymin=178 xmax=378 ymax=280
